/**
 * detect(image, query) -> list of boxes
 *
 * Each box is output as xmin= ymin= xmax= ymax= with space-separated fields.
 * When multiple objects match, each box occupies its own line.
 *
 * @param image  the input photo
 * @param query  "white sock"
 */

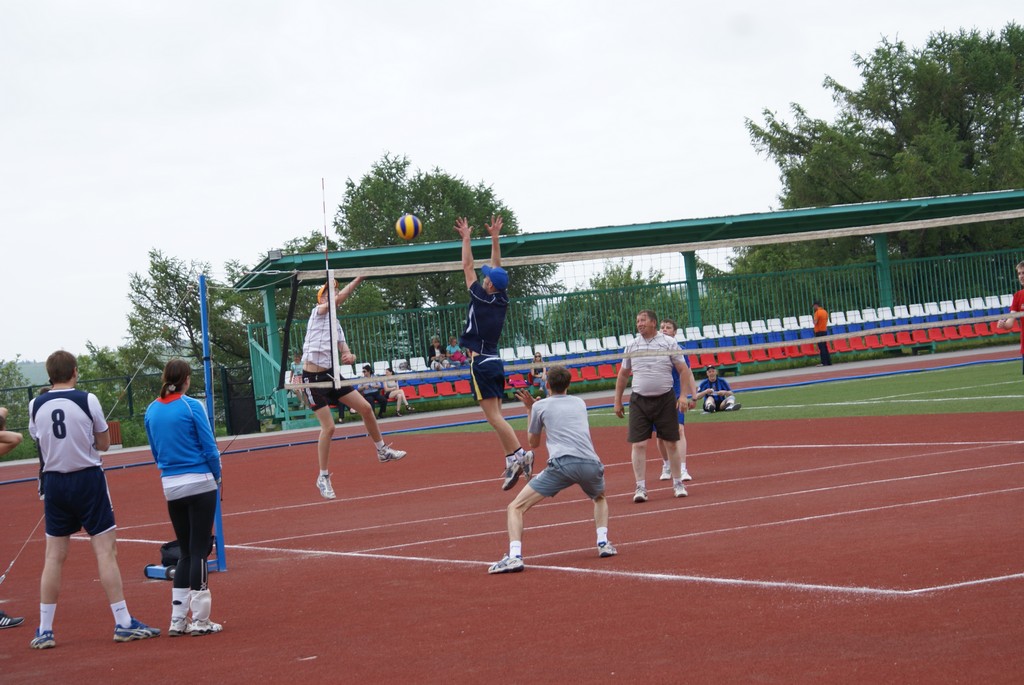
xmin=111 ymin=600 xmax=132 ymax=628
xmin=509 ymin=541 xmax=522 ymax=559
xmin=636 ymin=480 xmax=646 ymax=490
xmin=39 ymin=603 xmax=56 ymax=632
xmin=319 ymin=469 xmax=329 ymax=477
xmin=171 ymin=588 xmax=191 ymax=620
xmin=374 ymin=440 xmax=385 ymax=450
xmin=673 ymin=478 xmax=683 ymax=487
xmin=596 ymin=527 xmax=609 ymax=545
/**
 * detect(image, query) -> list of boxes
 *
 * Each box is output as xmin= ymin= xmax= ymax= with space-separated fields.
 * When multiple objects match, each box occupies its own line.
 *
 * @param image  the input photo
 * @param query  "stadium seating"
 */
xmin=923 ymin=302 xmax=942 ymax=322
xmin=954 ymin=299 xmax=973 ymax=319
xmin=515 ymin=345 xmax=534 ymax=360
xmin=781 ymin=317 xmax=801 ymax=341
xmin=618 ymin=334 xmax=636 ymax=347
xmin=584 ymin=338 xmax=604 ymax=354
xmin=533 ymin=343 xmax=553 ymax=358
xmin=601 ymin=336 xmax=620 ymax=351
xmin=845 ymin=310 xmax=865 ymax=331
xmin=861 ymin=308 xmax=880 ymax=329
xmin=938 ymin=301 xmax=956 ymax=320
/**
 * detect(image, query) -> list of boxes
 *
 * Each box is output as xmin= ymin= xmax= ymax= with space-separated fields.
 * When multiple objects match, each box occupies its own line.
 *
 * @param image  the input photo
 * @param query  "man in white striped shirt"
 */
xmin=614 ymin=310 xmax=698 ymax=502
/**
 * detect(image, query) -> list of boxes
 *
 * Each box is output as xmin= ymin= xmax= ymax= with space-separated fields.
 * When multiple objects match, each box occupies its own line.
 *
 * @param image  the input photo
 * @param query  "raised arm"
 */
xmin=485 ymin=215 xmax=503 ymax=267
xmin=455 ymin=217 xmax=478 ymax=289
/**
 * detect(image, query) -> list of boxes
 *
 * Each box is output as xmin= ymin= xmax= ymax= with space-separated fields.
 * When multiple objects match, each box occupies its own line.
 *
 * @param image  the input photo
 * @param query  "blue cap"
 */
xmin=481 ymin=265 xmax=508 ymax=291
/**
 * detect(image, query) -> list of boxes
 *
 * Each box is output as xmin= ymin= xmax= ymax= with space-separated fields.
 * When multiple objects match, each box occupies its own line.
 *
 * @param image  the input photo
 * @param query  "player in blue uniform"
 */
xmin=455 ymin=214 xmax=534 ymax=490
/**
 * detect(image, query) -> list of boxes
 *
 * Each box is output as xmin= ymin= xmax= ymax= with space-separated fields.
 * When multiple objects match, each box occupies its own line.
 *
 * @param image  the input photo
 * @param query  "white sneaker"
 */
xmin=316 ymin=474 xmax=336 ymax=499
xmin=681 ymin=468 xmax=693 ymax=482
xmin=674 ymin=483 xmax=688 ymax=498
xmin=633 ymin=486 xmax=648 ymax=503
xmin=190 ymin=619 xmax=222 ymax=636
xmin=168 ymin=617 xmax=191 ymax=637
xmin=659 ymin=463 xmax=671 ymax=480
xmin=377 ymin=444 xmax=407 ymax=463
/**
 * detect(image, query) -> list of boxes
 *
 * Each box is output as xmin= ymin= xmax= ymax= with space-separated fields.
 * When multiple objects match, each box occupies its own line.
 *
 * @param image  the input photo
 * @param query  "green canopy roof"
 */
xmin=233 ymin=189 xmax=1024 ymax=291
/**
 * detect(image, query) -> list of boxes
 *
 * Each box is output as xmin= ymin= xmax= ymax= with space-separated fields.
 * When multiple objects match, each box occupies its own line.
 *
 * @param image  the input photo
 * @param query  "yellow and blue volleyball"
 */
xmin=395 ymin=214 xmax=422 ymax=240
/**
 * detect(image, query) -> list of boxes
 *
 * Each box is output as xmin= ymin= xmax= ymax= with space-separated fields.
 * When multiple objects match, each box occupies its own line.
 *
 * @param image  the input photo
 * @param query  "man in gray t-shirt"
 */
xmin=487 ymin=366 xmax=618 ymax=574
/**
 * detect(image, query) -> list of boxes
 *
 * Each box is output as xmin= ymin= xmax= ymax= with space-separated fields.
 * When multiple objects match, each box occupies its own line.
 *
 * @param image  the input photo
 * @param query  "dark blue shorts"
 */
xmin=469 ymin=355 xmax=506 ymax=401
xmin=43 ymin=466 xmax=117 ymax=537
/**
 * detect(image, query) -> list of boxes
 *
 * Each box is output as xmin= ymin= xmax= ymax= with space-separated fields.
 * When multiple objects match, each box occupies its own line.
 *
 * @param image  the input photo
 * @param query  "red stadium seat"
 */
xmin=752 ymin=348 xmax=770 ymax=362
xmin=506 ymin=374 xmax=528 ymax=389
xmin=800 ymin=343 xmax=818 ymax=356
xmin=699 ymin=353 xmax=717 ymax=368
xmin=912 ymin=330 xmax=930 ymax=344
xmin=417 ymin=384 xmax=437 ymax=399
xmin=927 ymin=328 xmax=946 ymax=342
xmin=784 ymin=345 xmax=802 ymax=358
xmin=734 ymin=350 xmax=753 ymax=364
xmin=973 ymin=323 xmax=992 ymax=337
xmin=454 ymin=379 xmax=472 ymax=395
xmin=864 ymin=334 xmax=884 ymax=349
xmin=403 ymin=384 xmax=420 ymax=400
xmin=850 ymin=337 xmax=867 ymax=351
xmin=833 ymin=338 xmax=852 ymax=353
xmin=598 ymin=363 xmax=618 ymax=379
xmin=768 ymin=347 xmax=787 ymax=360
xmin=896 ymin=331 xmax=914 ymax=346
xmin=436 ymin=381 xmax=457 ymax=397
xmin=880 ymin=333 xmax=899 ymax=348
xmin=581 ymin=366 xmax=600 ymax=381
xmin=717 ymin=351 xmax=737 ymax=365
xmin=942 ymin=326 xmax=962 ymax=340
xmin=958 ymin=324 xmax=977 ymax=338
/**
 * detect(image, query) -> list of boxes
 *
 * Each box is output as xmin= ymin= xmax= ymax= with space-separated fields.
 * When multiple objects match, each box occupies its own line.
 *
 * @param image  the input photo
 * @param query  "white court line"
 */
xmin=235 ymin=444 xmax=1021 ymax=548
xmin=113 ymin=536 xmax=1024 ymax=599
xmin=110 ymin=440 xmax=1024 ymax=597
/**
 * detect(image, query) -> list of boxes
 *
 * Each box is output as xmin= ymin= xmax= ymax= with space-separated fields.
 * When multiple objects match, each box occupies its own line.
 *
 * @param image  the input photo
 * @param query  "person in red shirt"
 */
xmin=996 ymin=260 xmax=1024 ymax=374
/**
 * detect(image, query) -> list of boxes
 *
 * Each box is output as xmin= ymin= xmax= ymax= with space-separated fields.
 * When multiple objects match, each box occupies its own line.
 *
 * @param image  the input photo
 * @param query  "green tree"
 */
xmin=740 ymin=23 xmax=1024 ymax=272
xmin=126 ymin=250 xmax=264 ymax=369
xmin=335 ymin=154 xmax=560 ymax=310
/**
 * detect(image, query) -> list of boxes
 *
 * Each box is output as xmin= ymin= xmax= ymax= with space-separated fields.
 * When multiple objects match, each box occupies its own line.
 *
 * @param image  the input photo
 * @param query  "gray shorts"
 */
xmin=529 ymin=456 xmax=605 ymax=499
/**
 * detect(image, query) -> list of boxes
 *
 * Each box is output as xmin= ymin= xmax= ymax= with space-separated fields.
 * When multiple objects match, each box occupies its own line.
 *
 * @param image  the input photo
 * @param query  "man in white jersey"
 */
xmin=300 ymin=278 xmax=406 ymax=500
xmin=27 ymin=350 xmax=160 ymax=649
xmin=488 ymin=365 xmax=617 ymax=573
xmin=614 ymin=310 xmax=698 ymax=503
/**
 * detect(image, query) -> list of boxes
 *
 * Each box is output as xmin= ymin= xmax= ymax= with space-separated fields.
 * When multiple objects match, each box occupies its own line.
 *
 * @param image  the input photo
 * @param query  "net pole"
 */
xmin=199 ymin=273 xmax=226 ymax=572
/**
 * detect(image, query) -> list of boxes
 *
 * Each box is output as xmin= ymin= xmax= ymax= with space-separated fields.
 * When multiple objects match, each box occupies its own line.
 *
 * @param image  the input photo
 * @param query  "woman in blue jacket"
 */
xmin=145 ymin=359 xmax=222 ymax=637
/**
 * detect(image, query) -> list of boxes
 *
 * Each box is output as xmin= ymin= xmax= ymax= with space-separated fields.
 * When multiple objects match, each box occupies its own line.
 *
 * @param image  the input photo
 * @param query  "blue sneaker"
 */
xmin=113 ymin=617 xmax=160 ymax=642
xmin=30 ymin=628 xmax=55 ymax=649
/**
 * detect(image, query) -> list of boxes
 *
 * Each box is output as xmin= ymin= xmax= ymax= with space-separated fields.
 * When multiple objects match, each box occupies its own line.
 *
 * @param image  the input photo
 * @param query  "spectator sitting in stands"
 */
xmin=695 ymin=365 xmax=741 ymax=413
xmin=446 ymin=335 xmax=467 ymax=366
xmin=383 ymin=368 xmax=414 ymax=417
xmin=427 ymin=337 xmax=450 ymax=370
xmin=527 ymin=353 xmax=547 ymax=398
xmin=357 ymin=365 xmax=389 ymax=419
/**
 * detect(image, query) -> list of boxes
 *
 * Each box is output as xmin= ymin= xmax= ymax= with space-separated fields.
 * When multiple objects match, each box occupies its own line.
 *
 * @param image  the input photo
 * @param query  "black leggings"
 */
xmin=167 ymin=489 xmax=218 ymax=591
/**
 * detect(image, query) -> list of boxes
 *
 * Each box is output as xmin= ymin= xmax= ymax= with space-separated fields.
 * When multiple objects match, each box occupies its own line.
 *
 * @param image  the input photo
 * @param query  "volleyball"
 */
xmin=395 ymin=214 xmax=422 ymax=240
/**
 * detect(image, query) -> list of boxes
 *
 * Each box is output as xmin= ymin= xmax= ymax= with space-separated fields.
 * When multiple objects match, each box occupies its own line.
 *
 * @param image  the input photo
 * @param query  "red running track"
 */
xmin=0 ymin=408 xmax=1022 ymax=683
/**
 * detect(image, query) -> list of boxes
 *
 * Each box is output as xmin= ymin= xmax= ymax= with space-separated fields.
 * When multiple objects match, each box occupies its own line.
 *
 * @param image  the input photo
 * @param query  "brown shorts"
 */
xmin=627 ymin=391 xmax=680 ymax=443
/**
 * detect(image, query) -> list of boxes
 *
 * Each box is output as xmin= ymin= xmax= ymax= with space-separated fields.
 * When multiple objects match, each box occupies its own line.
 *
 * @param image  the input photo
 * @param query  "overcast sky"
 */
xmin=1 ymin=1 xmax=1017 ymax=363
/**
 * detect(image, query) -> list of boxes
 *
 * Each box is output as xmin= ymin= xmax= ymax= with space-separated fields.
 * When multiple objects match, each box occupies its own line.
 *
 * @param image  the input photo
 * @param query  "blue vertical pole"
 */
xmin=199 ymin=274 xmax=226 ymax=572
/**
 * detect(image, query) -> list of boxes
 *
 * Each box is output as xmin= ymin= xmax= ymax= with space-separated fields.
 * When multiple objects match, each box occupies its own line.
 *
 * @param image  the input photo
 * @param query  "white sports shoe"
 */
xmin=681 ymin=468 xmax=693 ymax=482
xmin=190 ymin=619 xmax=222 ymax=636
xmin=377 ymin=444 xmax=407 ymax=463
xmin=673 ymin=483 xmax=688 ymax=498
xmin=316 ymin=474 xmax=336 ymax=499
xmin=659 ymin=463 xmax=671 ymax=480
xmin=168 ymin=617 xmax=191 ymax=637
xmin=633 ymin=486 xmax=648 ymax=503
